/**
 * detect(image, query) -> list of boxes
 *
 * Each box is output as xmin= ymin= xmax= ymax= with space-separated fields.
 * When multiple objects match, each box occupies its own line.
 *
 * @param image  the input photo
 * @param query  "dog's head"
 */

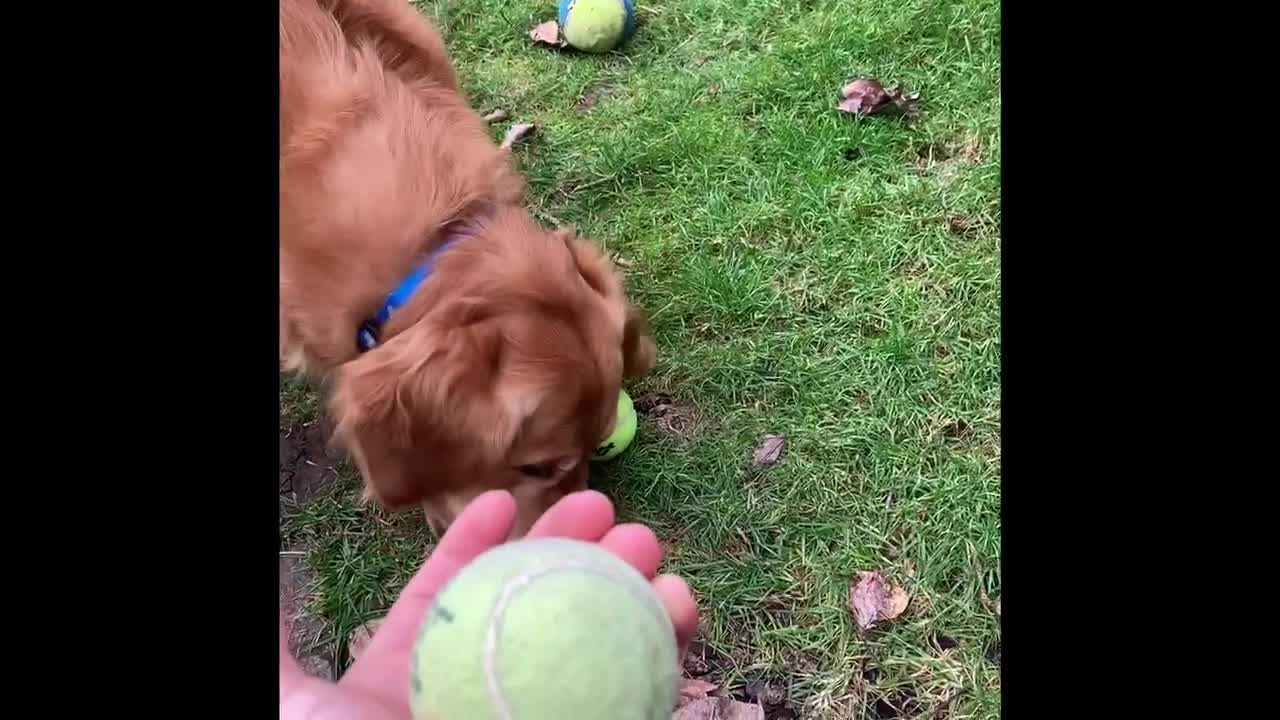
xmin=330 ymin=211 xmax=654 ymax=535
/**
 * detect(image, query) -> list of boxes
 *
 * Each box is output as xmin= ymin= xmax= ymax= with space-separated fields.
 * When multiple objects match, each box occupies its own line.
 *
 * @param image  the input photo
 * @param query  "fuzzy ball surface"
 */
xmin=593 ymin=388 xmax=637 ymax=461
xmin=559 ymin=0 xmax=637 ymax=53
xmin=410 ymin=537 xmax=679 ymax=720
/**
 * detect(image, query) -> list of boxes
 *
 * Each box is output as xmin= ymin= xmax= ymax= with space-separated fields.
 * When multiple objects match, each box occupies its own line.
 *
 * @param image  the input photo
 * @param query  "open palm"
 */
xmin=280 ymin=490 xmax=699 ymax=720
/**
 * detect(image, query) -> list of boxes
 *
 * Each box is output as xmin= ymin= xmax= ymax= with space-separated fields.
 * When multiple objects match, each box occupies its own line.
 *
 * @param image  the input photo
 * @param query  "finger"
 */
xmin=652 ymin=574 xmax=699 ymax=660
xmin=341 ymin=490 xmax=516 ymax=700
xmin=396 ymin=490 xmax=517 ymax=607
xmin=526 ymin=490 xmax=615 ymax=541
xmin=597 ymin=523 xmax=663 ymax=578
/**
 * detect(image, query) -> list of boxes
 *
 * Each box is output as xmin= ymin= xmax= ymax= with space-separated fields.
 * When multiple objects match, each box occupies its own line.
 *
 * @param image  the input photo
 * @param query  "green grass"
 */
xmin=280 ymin=0 xmax=1000 ymax=716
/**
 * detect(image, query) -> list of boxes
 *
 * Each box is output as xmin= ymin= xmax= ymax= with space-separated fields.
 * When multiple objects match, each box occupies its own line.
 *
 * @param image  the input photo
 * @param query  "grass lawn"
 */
xmin=279 ymin=0 xmax=1000 ymax=717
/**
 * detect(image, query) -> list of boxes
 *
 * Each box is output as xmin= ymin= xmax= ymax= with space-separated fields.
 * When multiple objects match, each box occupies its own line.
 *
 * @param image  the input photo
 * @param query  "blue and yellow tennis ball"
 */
xmin=558 ymin=0 xmax=638 ymax=54
xmin=592 ymin=388 xmax=637 ymax=461
xmin=410 ymin=537 xmax=679 ymax=720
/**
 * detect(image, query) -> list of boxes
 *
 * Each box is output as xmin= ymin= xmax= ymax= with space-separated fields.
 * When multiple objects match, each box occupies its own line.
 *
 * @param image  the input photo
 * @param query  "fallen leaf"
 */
xmin=529 ymin=20 xmax=564 ymax=48
xmin=837 ymin=78 xmax=888 ymax=114
xmin=848 ymin=571 xmax=911 ymax=630
xmin=752 ymin=434 xmax=787 ymax=467
xmin=347 ymin=617 xmax=384 ymax=661
xmin=836 ymin=77 xmax=922 ymax=120
xmin=673 ymin=697 xmax=765 ymax=720
xmin=996 ymin=597 xmax=1001 ymax=617
xmin=678 ymin=678 xmax=719 ymax=707
xmin=482 ymin=109 xmax=508 ymax=124
xmin=885 ymin=586 xmax=910 ymax=618
xmin=500 ymin=123 xmax=537 ymax=150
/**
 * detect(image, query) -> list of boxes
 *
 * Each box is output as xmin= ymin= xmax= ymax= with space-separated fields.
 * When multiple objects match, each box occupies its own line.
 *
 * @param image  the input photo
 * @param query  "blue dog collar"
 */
xmin=357 ymin=239 xmax=457 ymax=352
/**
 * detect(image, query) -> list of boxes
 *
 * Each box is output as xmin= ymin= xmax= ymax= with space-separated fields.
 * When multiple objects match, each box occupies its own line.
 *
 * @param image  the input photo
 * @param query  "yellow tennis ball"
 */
xmin=559 ymin=0 xmax=638 ymax=54
xmin=410 ymin=537 xmax=679 ymax=720
xmin=593 ymin=388 xmax=637 ymax=461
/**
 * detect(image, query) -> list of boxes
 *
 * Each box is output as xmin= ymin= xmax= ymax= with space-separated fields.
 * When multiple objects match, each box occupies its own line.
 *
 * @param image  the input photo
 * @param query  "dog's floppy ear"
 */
xmin=555 ymin=227 xmax=655 ymax=377
xmin=556 ymin=226 xmax=622 ymax=300
xmin=622 ymin=303 xmax=656 ymax=378
xmin=329 ymin=337 xmax=430 ymax=509
xmin=329 ymin=321 xmax=528 ymax=508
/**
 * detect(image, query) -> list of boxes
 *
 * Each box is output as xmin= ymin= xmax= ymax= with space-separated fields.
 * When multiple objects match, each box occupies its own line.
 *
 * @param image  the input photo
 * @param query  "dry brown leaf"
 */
xmin=885 ymin=586 xmax=910 ymax=619
xmin=849 ymin=571 xmax=911 ymax=630
xmin=677 ymin=678 xmax=719 ymax=707
xmin=836 ymin=77 xmax=921 ymax=120
xmin=673 ymin=697 xmax=765 ymax=720
xmin=482 ymin=109 xmax=509 ymax=124
xmin=837 ymin=78 xmax=889 ymax=114
xmin=500 ymin=123 xmax=537 ymax=150
xmin=752 ymin=434 xmax=787 ymax=467
xmin=529 ymin=20 xmax=565 ymax=48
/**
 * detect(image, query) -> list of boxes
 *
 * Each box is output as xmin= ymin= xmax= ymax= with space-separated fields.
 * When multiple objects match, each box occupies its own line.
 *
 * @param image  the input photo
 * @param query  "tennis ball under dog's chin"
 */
xmin=410 ymin=538 xmax=679 ymax=720
xmin=593 ymin=388 xmax=637 ymax=461
xmin=559 ymin=0 xmax=638 ymax=54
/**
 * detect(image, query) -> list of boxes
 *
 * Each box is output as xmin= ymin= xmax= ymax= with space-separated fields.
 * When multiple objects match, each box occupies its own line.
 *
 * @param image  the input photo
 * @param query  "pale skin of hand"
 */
xmin=280 ymin=490 xmax=700 ymax=720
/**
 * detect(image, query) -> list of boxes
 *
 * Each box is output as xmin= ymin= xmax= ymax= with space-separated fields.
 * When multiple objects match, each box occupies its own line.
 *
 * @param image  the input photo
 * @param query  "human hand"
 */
xmin=280 ymin=490 xmax=699 ymax=720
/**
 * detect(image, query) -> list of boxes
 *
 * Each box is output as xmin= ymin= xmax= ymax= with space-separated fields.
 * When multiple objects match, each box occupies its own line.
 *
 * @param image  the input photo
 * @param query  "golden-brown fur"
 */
xmin=280 ymin=0 xmax=655 ymax=537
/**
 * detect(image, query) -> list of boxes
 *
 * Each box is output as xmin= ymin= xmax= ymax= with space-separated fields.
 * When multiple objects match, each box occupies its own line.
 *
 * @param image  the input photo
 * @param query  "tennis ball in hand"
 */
xmin=559 ymin=0 xmax=638 ymax=53
xmin=410 ymin=537 xmax=679 ymax=720
xmin=593 ymin=388 xmax=637 ymax=461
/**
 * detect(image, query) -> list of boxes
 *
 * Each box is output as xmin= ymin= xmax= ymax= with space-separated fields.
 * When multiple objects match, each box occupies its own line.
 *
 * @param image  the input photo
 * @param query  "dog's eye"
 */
xmin=518 ymin=462 xmax=559 ymax=479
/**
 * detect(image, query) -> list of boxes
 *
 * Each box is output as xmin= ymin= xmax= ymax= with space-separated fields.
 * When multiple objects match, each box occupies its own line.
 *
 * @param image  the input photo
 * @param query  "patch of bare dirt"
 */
xmin=741 ymin=677 xmax=798 ymax=719
xmin=280 ymin=553 xmax=336 ymax=680
xmin=911 ymin=137 xmax=984 ymax=187
xmin=633 ymin=392 xmax=704 ymax=439
xmin=280 ymin=421 xmax=345 ymax=680
xmin=870 ymin=688 xmax=921 ymax=718
xmin=913 ymin=138 xmax=982 ymax=167
xmin=937 ymin=419 xmax=974 ymax=447
xmin=279 ymin=422 xmax=344 ymax=503
xmin=683 ymin=638 xmax=734 ymax=678
xmin=575 ymin=82 xmax=614 ymax=113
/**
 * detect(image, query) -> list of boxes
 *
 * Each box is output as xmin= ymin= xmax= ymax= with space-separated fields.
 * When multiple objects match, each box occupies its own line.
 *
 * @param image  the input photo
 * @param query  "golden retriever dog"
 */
xmin=279 ymin=0 xmax=655 ymax=537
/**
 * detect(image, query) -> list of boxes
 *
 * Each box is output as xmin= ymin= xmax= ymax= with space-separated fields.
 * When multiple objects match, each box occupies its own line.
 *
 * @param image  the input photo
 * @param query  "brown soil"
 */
xmin=279 ymin=552 xmax=336 ymax=680
xmin=279 ymin=422 xmax=344 ymax=503
xmin=279 ymin=420 xmax=346 ymax=680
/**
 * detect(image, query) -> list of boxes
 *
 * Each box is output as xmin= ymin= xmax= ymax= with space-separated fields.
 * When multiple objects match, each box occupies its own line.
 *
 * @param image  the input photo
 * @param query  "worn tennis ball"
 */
xmin=410 ymin=537 xmax=679 ymax=720
xmin=559 ymin=0 xmax=637 ymax=54
xmin=593 ymin=388 xmax=637 ymax=461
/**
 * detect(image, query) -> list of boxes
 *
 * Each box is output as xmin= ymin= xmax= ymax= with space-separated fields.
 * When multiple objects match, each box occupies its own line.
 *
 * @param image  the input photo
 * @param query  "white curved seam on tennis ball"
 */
xmin=482 ymin=559 xmax=670 ymax=719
